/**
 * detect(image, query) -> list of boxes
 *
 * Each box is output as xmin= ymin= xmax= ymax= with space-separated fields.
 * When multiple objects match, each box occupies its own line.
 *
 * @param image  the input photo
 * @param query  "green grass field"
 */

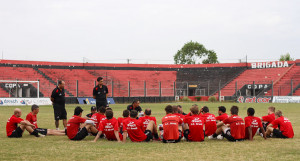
xmin=0 ymin=103 xmax=299 ymax=161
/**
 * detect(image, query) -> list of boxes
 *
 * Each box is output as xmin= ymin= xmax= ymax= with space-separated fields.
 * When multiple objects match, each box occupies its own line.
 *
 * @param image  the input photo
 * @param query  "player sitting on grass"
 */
xmin=244 ymin=107 xmax=266 ymax=140
xmin=139 ymin=108 xmax=157 ymax=132
xmin=91 ymin=106 xmax=106 ymax=129
xmin=93 ymin=110 xmax=122 ymax=142
xmin=118 ymin=110 xmax=130 ymax=134
xmin=215 ymin=106 xmax=229 ymax=123
xmin=67 ymin=106 xmax=98 ymax=141
xmin=183 ymin=105 xmax=205 ymax=142
xmin=260 ymin=106 xmax=276 ymax=131
xmin=266 ymin=110 xmax=294 ymax=139
xmin=26 ymin=104 xmax=66 ymax=136
xmin=6 ymin=108 xmax=44 ymax=138
xmin=161 ymin=105 xmax=183 ymax=143
xmin=122 ymin=110 xmax=158 ymax=142
xmin=200 ymin=106 xmax=217 ymax=139
xmin=215 ymin=106 xmax=245 ymax=142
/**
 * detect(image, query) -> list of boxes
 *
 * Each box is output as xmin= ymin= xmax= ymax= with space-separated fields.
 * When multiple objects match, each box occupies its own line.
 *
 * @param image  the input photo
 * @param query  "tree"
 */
xmin=174 ymin=41 xmax=218 ymax=64
xmin=279 ymin=53 xmax=294 ymax=61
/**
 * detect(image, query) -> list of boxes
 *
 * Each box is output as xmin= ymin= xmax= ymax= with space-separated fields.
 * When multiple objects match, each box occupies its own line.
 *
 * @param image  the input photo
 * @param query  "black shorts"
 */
xmin=223 ymin=129 xmax=244 ymax=142
xmin=53 ymin=105 xmax=67 ymax=120
xmin=71 ymin=127 xmax=89 ymax=141
xmin=36 ymin=128 xmax=48 ymax=135
xmin=8 ymin=127 xmax=23 ymax=138
xmin=163 ymin=130 xmax=182 ymax=143
xmin=144 ymin=130 xmax=153 ymax=142
xmin=96 ymin=101 xmax=108 ymax=108
xmin=273 ymin=129 xmax=287 ymax=139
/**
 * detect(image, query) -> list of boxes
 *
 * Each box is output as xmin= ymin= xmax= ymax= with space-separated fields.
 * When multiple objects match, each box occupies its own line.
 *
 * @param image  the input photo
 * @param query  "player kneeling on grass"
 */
xmin=67 ymin=106 xmax=98 ymax=141
xmin=122 ymin=110 xmax=158 ymax=142
xmin=244 ymin=107 xmax=266 ymax=140
xmin=26 ymin=104 xmax=66 ymax=136
xmin=215 ymin=106 xmax=245 ymax=142
xmin=161 ymin=105 xmax=183 ymax=143
xmin=93 ymin=110 xmax=122 ymax=142
xmin=6 ymin=108 xmax=44 ymax=138
xmin=266 ymin=110 xmax=294 ymax=139
xmin=183 ymin=105 xmax=205 ymax=142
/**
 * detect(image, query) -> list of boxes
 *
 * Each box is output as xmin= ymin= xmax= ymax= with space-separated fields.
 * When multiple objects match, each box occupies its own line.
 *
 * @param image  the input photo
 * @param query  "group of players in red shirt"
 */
xmin=6 ymin=104 xmax=294 ymax=143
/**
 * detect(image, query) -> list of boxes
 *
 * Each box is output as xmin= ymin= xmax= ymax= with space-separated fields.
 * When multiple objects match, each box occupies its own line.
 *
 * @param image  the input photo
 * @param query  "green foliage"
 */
xmin=181 ymin=96 xmax=192 ymax=102
xmin=195 ymin=96 xmax=201 ymax=101
xmin=174 ymin=41 xmax=219 ymax=64
xmin=279 ymin=53 xmax=294 ymax=61
xmin=208 ymin=96 xmax=217 ymax=102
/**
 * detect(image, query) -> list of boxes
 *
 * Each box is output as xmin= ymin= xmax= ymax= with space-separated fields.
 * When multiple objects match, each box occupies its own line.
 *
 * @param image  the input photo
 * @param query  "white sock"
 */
xmin=56 ymin=128 xmax=59 ymax=130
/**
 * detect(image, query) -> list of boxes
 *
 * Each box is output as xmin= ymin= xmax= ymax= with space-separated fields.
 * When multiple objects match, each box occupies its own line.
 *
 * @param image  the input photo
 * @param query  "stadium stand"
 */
xmin=1 ymin=59 xmax=299 ymax=99
xmin=214 ymin=67 xmax=290 ymax=97
xmin=265 ymin=65 xmax=300 ymax=96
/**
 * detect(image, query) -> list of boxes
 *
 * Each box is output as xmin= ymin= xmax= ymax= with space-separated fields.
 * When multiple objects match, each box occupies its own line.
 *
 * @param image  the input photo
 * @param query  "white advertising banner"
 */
xmin=272 ymin=96 xmax=300 ymax=103
xmin=0 ymin=98 xmax=52 ymax=106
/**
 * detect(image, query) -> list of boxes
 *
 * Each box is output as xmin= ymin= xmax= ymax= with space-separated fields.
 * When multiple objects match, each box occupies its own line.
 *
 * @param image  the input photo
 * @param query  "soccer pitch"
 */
xmin=0 ymin=103 xmax=299 ymax=161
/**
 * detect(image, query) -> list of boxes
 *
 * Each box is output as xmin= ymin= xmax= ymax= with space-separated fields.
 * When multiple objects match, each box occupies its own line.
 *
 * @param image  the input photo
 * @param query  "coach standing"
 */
xmin=51 ymin=80 xmax=67 ymax=130
xmin=93 ymin=77 xmax=109 ymax=108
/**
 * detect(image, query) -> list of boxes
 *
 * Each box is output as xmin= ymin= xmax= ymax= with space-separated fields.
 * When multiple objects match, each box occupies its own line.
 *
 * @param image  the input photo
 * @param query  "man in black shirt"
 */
xmin=51 ymin=80 xmax=67 ymax=130
xmin=127 ymin=99 xmax=142 ymax=112
xmin=93 ymin=77 xmax=109 ymax=108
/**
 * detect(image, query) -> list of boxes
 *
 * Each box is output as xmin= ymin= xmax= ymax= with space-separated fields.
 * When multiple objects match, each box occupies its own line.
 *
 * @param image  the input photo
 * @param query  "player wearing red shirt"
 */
xmin=266 ymin=110 xmax=294 ymax=138
xmin=139 ymin=108 xmax=157 ymax=132
xmin=244 ymin=108 xmax=266 ymax=140
xmin=261 ymin=106 xmax=276 ymax=130
xmin=117 ymin=110 xmax=130 ymax=133
xmin=91 ymin=106 xmax=106 ymax=129
xmin=93 ymin=110 xmax=122 ymax=142
xmin=122 ymin=110 xmax=158 ymax=142
xmin=216 ymin=106 xmax=245 ymax=142
xmin=200 ymin=106 xmax=217 ymax=137
xmin=6 ymin=108 xmax=43 ymax=138
xmin=67 ymin=106 xmax=98 ymax=141
xmin=26 ymin=104 xmax=66 ymax=136
xmin=215 ymin=106 xmax=229 ymax=122
xmin=161 ymin=105 xmax=183 ymax=143
xmin=183 ymin=106 xmax=205 ymax=142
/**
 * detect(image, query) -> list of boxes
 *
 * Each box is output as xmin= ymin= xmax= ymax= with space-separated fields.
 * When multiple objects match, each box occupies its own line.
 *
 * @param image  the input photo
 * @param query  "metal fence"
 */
xmin=1 ymin=79 xmax=299 ymax=98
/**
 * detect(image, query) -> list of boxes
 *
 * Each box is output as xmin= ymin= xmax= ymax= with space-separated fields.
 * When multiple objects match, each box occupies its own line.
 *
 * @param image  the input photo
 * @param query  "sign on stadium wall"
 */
xmin=77 ymin=97 xmax=115 ymax=104
xmin=0 ymin=98 xmax=52 ymax=106
xmin=237 ymin=96 xmax=272 ymax=103
xmin=272 ymin=96 xmax=300 ymax=103
xmin=251 ymin=61 xmax=289 ymax=69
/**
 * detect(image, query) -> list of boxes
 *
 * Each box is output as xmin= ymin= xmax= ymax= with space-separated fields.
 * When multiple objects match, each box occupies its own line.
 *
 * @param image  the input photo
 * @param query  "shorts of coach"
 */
xmin=53 ymin=105 xmax=67 ymax=120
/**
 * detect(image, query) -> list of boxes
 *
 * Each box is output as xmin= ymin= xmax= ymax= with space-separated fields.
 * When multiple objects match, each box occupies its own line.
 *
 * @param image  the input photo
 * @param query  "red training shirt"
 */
xmin=184 ymin=115 xmax=205 ymax=141
xmin=215 ymin=113 xmax=229 ymax=122
xmin=67 ymin=115 xmax=86 ymax=139
xmin=26 ymin=112 xmax=38 ymax=129
xmin=123 ymin=118 xmax=147 ymax=142
xmin=270 ymin=116 xmax=294 ymax=138
xmin=201 ymin=113 xmax=217 ymax=136
xmin=162 ymin=114 xmax=183 ymax=140
xmin=98 ymin=117 xmax=122 ymax=140
xmin=6 ymin=115 xmax=24 ymax=136
xmin=139 ymin=115 xmax=157 ymax=132
xmin=223 ymin=115 xmax=245 ymax=140
xmin=244 ymin=116 xmax=263 ymax=139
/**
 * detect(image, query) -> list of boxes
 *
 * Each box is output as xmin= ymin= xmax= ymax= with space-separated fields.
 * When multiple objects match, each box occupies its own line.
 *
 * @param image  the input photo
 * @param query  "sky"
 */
xmin=0 ymin=0 xmax=299 ymax=64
